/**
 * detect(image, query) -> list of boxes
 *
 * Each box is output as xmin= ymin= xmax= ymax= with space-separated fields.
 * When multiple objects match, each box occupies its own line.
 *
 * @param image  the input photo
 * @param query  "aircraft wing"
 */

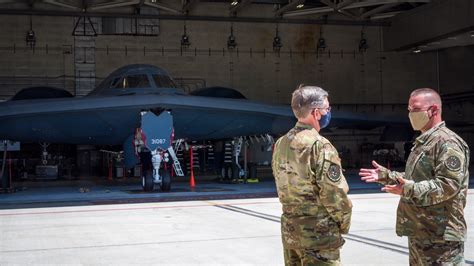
xmin=0 ymin=93 xmax=408 ymax=145
xmin=0 ymin=94 xmax=294 ymax=144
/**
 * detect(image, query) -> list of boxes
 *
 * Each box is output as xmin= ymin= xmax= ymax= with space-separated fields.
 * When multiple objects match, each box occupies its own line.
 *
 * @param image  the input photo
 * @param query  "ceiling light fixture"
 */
xmin=26 ymin=15 xmax=36 ymax=49
xmin=273 ymin=24 xmax=282 ymax=52
xmin=231 ymin=1 xmax=239 ymax=6
xmin=181 ymin=22 xmax=190 ymax=49
xmin=317 ymin=27 xmax=326 ymax=51
xmin=227 ymin=24 xmax=237 ymax=50
xmin=296 ymin=4 xmax=304 ymax=8
xmin=358 ymin=28 xmax=368 ymax=53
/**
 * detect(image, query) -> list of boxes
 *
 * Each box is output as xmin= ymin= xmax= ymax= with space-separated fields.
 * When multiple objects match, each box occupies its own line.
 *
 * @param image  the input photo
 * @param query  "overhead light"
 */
xmin=413 ymin=48 xmax=421 ymax=53
xmin=317 ymin=27 xmax=326 ymax=51
xmin=296 ymin=4 xmax=304 ymax=8
xmin=151 ymin=0 xmax=157 ymax=2
xmin=26 ymin=30 xmax=36 ymax=49
xmin=273 ymin=24 xmax=282 ymax=52
xmin=181 ymin=23 xmax=190 ymax=49
xmin=26 ymin=15 xmax=36 ymax=49
xmin=470 ymin=31 xmax=474 ymax=37
xmin=358 ymin=29 xmax=368 ymax=53
xmin=231 ymin=1 xmax=239 ymax=6
xmin=317 ymin=37 xmax=326 ymax=51
xmin=227 ymin=24 xmax=237 ymax=50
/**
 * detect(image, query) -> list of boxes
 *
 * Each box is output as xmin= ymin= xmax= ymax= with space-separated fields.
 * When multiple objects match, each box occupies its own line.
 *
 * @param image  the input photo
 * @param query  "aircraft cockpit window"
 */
xmin=112 ymin=74 xmax=150 ymax=89
xmin=153 ymin=74 xmax=177 ymax=88
xmin=109 ymin=77 xmax=121 ymax=88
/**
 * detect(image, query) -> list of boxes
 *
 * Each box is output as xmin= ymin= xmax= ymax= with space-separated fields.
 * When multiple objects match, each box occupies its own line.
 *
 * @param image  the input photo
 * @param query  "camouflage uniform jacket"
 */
xmin=378 ymin=122 xmax=470 ymax=241
xmin=272 ymin=122 xmax=353 ymax=250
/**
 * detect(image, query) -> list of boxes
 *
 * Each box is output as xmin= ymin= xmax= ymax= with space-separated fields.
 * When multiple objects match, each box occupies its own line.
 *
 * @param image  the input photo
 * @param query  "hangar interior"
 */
xmin=0 ymin=0 xmax=472 ymax=191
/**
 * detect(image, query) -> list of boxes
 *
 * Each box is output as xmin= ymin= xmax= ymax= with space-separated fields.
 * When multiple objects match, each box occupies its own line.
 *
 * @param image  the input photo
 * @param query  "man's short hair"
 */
xmin=291 ymin=84 xmax=328 ymax=119
xmin=410 ymin=88 xmax=442 ymax=108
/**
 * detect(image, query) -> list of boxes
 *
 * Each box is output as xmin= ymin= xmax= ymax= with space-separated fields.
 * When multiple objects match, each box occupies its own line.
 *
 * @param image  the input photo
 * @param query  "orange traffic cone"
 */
xmin=190 ymin=170 xmax=196 ymax=189
xmin=189 ymin=145 xmax=195 ymax=190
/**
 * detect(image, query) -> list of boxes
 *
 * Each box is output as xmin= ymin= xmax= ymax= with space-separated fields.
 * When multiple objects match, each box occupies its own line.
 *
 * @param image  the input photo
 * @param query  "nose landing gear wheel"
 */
xmin=142 ymin=170 xmax=154 ymax=192
xmin=160 ymin=169 xmax=171 ymax=192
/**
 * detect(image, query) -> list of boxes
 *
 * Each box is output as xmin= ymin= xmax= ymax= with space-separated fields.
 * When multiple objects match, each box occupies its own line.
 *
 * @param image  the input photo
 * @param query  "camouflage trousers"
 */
xmin=408 ymin=237 xmax=464 ymax=266
xmin=283 ymin=247 xmax=340 ymax=266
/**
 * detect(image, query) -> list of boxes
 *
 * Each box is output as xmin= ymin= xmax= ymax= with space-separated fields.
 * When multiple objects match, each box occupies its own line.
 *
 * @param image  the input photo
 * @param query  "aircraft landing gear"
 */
xmin=142 ymin=169 xmax=154 ymax=192
xmin=140 ymin=150 xmax=169 ymax=192
xmin=136 ymin=111 xmax=184 ymax=192
xmin=160 ymin=169 xmax=171 ymax=192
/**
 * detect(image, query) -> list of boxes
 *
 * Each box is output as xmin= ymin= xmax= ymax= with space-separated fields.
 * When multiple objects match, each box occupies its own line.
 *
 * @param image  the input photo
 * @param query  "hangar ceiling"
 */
xmin=0 ymin=0 xmax=431 ymax=25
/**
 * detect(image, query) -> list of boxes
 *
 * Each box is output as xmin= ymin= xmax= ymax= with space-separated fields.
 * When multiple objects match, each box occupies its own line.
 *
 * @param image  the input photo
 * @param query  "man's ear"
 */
xmin=431 ymin=104 xmax=439 ymax=116
xmin=314 ymin=109 xmax=321 ymax=120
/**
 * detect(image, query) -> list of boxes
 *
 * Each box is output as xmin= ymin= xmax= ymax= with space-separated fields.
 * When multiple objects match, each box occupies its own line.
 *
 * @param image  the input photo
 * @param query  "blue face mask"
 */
xmin=319 ymin=110 xmax=331 ymax=129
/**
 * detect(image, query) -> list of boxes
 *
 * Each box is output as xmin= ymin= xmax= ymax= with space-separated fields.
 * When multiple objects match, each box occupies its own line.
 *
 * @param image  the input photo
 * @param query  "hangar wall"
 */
xmin=0 ymin=12 xmax=445 ymax=105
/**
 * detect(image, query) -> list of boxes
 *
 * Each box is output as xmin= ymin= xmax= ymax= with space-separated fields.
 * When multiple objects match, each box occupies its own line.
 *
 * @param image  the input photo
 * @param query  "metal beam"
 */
xmin=0 ymin=0 xmax=21 ymax=4
xmin=338 ymin=10 xmax=359 ymax=20
xmin=143 ymin=0 xmax=181 ymax=14
xmin=274 ymin=0 xmax=305 ymax=17
xmin=320 ymin=0 xmax=335 ymax=7
xmin=370 ymin=11 xmax=401 ymax=20
xmin=360 ymin=3 xmax=400 ymax=19
xmin=88 ymin=0 xmax=140 ymax=11
xmin=283 ymin=0 xmax=429 ymax=17
xmin=182 ymin=0 xmax=198 ymax=13
xmin=320 ymin=0 xmax=359 ymax=20
xmin=42 ymin=0 xmax=81 ymax=10
xmin=342 ymin=0 xmax=429 ymax=10
xmin=283 ymin=7 xmax=335 ymax=17
xmin=136 ymin=0 xmax=145 ymax=9
xmin=230 ymin=0 xmax=252 ymax=15
xmin=0 ymin=8 xmax=390 ymax=26
xmin=336 ymin=0 xmax=356 ymax=10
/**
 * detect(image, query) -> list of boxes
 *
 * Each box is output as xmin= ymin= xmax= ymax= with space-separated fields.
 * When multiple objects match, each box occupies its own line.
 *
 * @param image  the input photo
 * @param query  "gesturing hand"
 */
xmin=381 ymin=176 xmax=407 ymax=195
xmin=359 ymin=160 xmax=384 ymax=183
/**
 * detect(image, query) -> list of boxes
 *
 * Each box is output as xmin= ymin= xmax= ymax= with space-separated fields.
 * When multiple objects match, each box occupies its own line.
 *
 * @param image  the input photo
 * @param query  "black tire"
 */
xmin=223 ymin=165 xmax=233 ymax=179
xmin=160 ymin=169 xmax=171 ymax=192
xmin=231 ymin=164 xmax=240 ymax=179
xmin=142 ymin=169 xmax=154 ymax=192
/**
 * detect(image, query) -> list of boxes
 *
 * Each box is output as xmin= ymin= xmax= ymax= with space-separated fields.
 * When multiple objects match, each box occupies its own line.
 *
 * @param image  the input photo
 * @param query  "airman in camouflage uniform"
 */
xmin=272 ymin=85 xmax=352 ymax=266
xmin=360 ymin=88 xmax=470 ymax=265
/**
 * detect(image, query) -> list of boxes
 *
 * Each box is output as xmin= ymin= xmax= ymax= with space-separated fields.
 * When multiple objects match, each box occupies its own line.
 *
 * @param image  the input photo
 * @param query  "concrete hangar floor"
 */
xmin=0 ymin=173 xmax=473 ymax=265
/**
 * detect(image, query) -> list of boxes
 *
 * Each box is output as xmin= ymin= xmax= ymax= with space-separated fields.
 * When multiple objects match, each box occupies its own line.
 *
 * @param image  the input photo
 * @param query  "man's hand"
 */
xmin=381 ymin=176 xmax=407 ymax=195
xmin=359 ymin=160 xmax=384 ymax=183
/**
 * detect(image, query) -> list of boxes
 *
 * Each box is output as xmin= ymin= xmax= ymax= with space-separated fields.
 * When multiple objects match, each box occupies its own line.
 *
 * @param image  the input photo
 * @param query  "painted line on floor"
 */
xmin=0 ymin=235 xmax=280 ymax=253
xmin=0 ymin=200 xmax=278 ymax=216
xmin=213 ymin=204 xmax=411 ymax=256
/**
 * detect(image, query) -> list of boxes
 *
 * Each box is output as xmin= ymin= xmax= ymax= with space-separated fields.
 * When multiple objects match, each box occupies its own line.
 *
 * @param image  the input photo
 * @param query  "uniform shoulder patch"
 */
xmin=327 ymin=163 xmax=341 ymax=182
xmin=445 ymin=155 xmax=461 ymax=171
